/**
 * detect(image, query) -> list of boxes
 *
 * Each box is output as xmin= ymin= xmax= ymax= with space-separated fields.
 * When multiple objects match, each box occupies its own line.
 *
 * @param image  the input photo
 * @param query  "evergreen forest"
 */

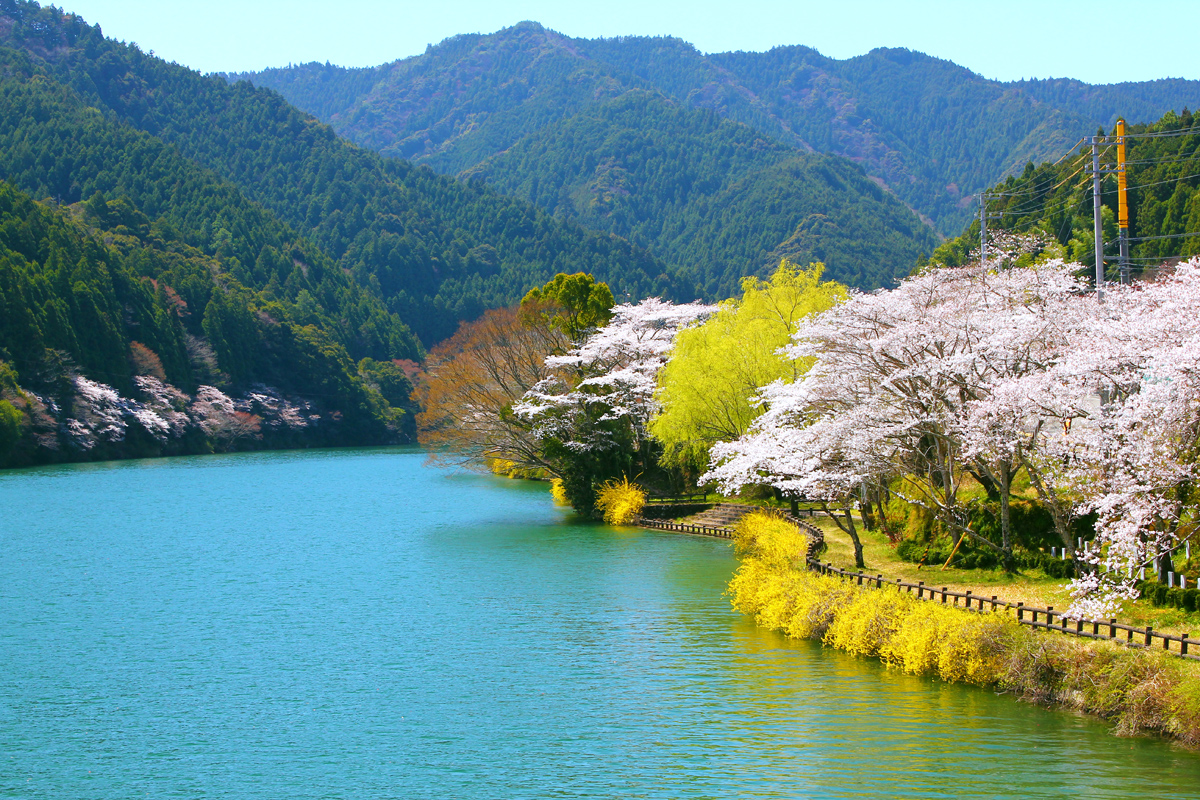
xmin=236 ymin=22 xmax=1200 ymax=239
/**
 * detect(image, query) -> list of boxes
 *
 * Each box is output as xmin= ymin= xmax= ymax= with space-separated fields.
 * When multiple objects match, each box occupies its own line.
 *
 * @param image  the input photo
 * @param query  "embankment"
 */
xmin=730 ymin=511 xmax=1200 ymax=747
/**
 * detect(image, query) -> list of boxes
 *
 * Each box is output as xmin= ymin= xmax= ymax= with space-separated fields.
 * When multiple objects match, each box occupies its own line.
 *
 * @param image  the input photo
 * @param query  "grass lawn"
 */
xmin=810 ymin=515 xmax=1200 ymax=638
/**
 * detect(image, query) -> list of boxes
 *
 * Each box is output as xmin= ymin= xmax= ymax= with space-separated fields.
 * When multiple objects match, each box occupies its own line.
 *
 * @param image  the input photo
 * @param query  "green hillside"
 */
xmin=0 ymin=176 xmax=420 ymax=466
xmin=0 ymin=4 xmax=683 ymax=346
xmin=466 ymin=90 xmax=938 ymax=295
xmin=928 ymin=109 xmax=1200 ymax=276
xmin=235 ymin=24 xmax=1200 ymax=238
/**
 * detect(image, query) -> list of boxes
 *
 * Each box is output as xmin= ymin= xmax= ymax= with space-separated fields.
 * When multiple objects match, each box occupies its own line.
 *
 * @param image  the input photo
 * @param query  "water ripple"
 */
xmin=1 ymin=448 xmax=1198 ymax=798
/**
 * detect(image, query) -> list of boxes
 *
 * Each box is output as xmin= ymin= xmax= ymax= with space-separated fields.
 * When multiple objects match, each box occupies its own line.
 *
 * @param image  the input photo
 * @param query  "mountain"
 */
xmin=0 ymin=174 xmax=421 ymax=467
xmin=0 ymin=1 xmax=699 ymax=466
xmin=235 ymin=24 xmax=1200 ymax=239
xmin=926 ymin=108 xmax=1200 ymax=276
xmin=0 ymin=4 xmax=683 ymax=349
xmin=230 ymin=24 xmax=942 ymax=295
xmin=463 ymin=90 xmax=937 ymax=295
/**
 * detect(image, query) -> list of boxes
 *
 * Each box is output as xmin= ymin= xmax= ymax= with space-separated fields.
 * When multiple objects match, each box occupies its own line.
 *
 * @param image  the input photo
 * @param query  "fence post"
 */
xmin=1184 ymin=635 xmax=1191 ymax=657
xmin=918 ymin=581 xmax=924 ymax=599
xmin=965 ymin=590 xmax=972 ymax=609
xmin=1110 ymin=618 xmax=1118 ymax=639
xmin=1145 ymin=626 xmax=1154 ymax=647
xmin=1017 ymin=603 xmax=1024 ymax=622
xmin=941 ymin=587 xmax=948 ymax=604
xmin=877 ymin=574 xmax=883 ymax=589
xmin=1047 ymin=606 xmax=1054 ymax=626
xmin=991 ymin=595 xmax=998 ymax=611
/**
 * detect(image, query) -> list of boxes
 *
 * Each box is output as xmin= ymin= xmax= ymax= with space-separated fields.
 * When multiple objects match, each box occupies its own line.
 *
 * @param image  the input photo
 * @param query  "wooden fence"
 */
xmin=809 ymin=560 xmax=1200 ymax=661
xmin=637 ymin=518 xmax=734 ymax=539
xmin=639 ymin=506 xmax=1195 ymax=660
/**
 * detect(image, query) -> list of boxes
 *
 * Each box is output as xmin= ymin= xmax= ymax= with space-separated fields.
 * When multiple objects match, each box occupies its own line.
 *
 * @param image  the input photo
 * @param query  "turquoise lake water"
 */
xmin=2 ymin=447 xmax=1199 ymax=798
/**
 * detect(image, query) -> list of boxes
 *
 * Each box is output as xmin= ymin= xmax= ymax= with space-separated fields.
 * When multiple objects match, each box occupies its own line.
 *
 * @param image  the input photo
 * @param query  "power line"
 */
xmin=1125 ymin=170 xmax=1200 ymax=193
xmin=1126 ymin=231 xmax=1200 ymax=244
xmin=1118 ymin=128 xmax=1200 ymax=140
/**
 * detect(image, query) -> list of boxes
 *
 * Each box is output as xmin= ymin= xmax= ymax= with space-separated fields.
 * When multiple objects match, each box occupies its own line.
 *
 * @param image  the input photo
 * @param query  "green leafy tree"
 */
xmin=0 ymin=399 xmax=22 ymax=454
xmin=520 ymin=272 xmax=615 ymax=343
xmin=650 ymin=261 xmax=846 ymax=476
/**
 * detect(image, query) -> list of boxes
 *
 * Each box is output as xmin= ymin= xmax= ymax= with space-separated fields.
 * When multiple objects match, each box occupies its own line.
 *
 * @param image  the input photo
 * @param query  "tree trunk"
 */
xmin=998 ymin=463 xmax=1015 ymax=573
xmin=1158 ymin=539 xmax=1174 ymax=584
xmin=1022 ymin=455 xmax=1075 ymax=562
xmin=844 ymin=507 xmax=866 ymax=569
xmin=821 ymin=501 xmax=866 ymax=569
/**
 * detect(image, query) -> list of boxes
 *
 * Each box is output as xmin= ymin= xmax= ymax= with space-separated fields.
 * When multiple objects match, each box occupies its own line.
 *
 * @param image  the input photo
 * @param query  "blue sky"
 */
xmin=59 ymin=0 xmax=1199 ymax=84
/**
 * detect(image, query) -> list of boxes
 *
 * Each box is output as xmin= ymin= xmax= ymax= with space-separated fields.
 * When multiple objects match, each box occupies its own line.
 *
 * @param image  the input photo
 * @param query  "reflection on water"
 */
xmin=1 ymin=448 xmax=1197 ymax=798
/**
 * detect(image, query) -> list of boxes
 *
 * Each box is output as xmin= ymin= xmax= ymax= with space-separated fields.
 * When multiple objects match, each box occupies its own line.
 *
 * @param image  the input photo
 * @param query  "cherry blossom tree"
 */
xmin=515 ymin=297 xmax=716 ymax=509
xmin=707 ymin=260 xmax=1085 ymax=571
xmin=1044 ymin=262 xmax=1200 ymax=616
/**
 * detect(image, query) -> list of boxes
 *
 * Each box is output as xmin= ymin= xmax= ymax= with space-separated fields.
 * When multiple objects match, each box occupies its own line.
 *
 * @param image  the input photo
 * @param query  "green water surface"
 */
xmin=1 ymin=448 xmax=1198 ymax=798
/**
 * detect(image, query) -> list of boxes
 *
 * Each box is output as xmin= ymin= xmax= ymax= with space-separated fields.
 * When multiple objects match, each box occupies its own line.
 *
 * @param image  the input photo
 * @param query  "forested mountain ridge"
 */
xmin=0 ymin=3 xmax=684 ymax=348
xmin=232 ymin=23 xmax=941 ymax=295
xmin=0 ymin=175 xmax=420 ymax=467
xmin=927 ymin=108 xmax=1200 ymax=276
xmin=0 ymin=1 xmax=694 ymax=467
xmin=235 ymin=23 xmax=1200 ymax=236
xmin=464 ymin=90 xmax=939 ymax=295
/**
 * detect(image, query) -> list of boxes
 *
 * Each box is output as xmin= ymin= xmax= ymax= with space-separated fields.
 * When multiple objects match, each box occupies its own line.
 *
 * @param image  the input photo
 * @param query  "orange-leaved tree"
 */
xmin=413 ymin=302 xmax=568 ymax=471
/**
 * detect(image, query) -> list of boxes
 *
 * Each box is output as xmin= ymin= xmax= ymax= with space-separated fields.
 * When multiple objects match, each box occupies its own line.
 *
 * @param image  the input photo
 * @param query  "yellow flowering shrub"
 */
xmin=733 ymin=511 xmax=809 ymax=570
xmin=728 ymin=507 xmax=1021 ymax=683
xmin=594 ymin=477 xmax=647 ymax=525
xmin=550 ymin=478 xmax=569 ymax=506
xmin=727 ymin=510 xmax=1200 ymax=745
xmin=825 ymin=588 xmax=913 ymax=658
xmin=488 ymin=457 xmax=518 ymax=477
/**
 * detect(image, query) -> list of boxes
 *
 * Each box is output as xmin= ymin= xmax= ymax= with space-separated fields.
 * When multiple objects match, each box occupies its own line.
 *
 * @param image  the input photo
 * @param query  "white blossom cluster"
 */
xmin=237 ymin=387 xmax=316 ymax=432
xmin=704 ymin=258 xmax=1200 ymax=618
xmin=515 ymin=298 xmax=716 ymax=453
xmin=53 ymin=376 xmax=325 ymax=451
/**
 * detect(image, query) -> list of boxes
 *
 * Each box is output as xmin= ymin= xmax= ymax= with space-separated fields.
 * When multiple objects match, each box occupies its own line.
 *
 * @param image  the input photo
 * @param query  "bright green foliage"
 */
xmin=651 ymin=261 xmax=846 ymax=472
xmin=0 ymin=399 xmax=22 ymax=453
xmin=520 ymin=272 xmax=614 ymax=343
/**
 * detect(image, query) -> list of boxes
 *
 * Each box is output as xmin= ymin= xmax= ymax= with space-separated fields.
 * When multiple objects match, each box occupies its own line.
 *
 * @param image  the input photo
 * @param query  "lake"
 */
xmin=2 ymin=448 xmax=1198 ymax=798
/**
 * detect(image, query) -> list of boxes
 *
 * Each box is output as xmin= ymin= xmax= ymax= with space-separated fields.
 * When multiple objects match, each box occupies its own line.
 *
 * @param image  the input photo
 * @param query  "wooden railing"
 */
xmin=636 ymin=508 xmax=827 ymax=559
xmin=637 ymin=518 xmax=734 ymax=539
xmin=644 ymin=493 xmax=708 ymax=504
xmin=639 ymin=505 xmax=1194 ymax=660
xmin=808 ymin=560 xmax=1200 ymax=661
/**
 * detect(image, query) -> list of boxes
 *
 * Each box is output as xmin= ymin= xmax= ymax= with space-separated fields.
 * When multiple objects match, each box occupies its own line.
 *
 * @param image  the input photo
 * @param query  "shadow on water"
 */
xmin=1 ymin=448 xmax=1198 ymax=798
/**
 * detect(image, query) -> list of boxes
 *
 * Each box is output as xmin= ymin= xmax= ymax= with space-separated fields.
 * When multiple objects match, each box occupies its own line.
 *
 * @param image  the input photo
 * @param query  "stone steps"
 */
xmin=683 ymin=502 xmax=757 ymax=530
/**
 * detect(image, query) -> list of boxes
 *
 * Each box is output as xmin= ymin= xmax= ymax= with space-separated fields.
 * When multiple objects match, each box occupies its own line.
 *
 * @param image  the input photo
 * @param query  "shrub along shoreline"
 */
xmin=730 ymin=512 xmax=1200 ymax=747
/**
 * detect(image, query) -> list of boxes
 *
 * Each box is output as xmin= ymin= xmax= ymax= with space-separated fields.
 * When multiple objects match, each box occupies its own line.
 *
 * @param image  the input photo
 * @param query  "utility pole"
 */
xmin=1091 ymin=136 xmax=1106 ymax=300
xmin=1117 ymin=119 xmax=1131 ymax=284
xmin=978 ymin=192 xmax=1001 ymax=266
xmin=979 ymin=193 xmax=988 ymax=265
